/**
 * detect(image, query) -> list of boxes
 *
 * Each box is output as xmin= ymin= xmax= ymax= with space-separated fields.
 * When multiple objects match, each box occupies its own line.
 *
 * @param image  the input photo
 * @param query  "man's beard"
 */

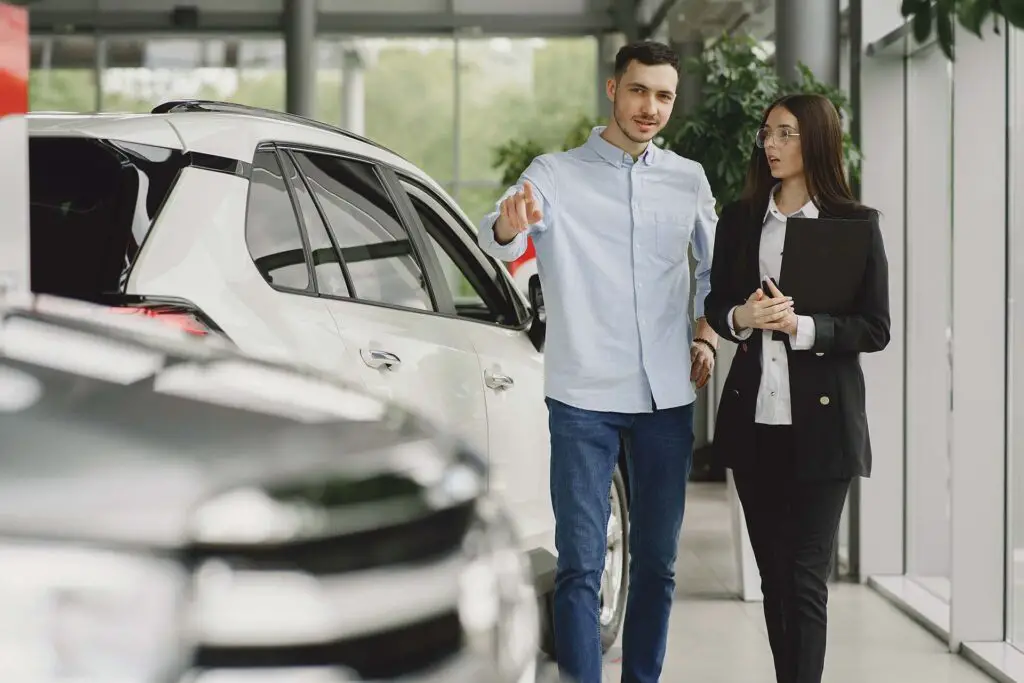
xmin=613 ymin=105 xmax=659 ymax=144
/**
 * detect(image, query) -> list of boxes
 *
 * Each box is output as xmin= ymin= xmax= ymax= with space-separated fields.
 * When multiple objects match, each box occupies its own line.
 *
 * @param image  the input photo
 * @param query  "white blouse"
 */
xmin=727 ymin=191 xmax=817 ymax=425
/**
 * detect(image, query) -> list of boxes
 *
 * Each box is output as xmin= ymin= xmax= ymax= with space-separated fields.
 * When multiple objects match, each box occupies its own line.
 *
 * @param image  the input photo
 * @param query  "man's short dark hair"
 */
xmin=614 ymin=40 xmax=679 ymax=79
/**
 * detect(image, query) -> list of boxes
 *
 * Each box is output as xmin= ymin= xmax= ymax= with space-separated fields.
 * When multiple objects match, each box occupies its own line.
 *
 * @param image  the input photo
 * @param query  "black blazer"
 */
xmin=704 ymin=199 xmax=890 ymax=480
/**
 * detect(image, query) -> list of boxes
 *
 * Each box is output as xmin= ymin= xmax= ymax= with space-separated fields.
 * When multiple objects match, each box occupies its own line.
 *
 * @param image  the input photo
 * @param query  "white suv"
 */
xmin=26 ymin=101 xmax=629 ymax=653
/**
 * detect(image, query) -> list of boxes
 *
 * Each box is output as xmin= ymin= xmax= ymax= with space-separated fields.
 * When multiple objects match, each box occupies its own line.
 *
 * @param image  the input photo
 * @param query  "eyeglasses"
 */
xmin=755 ymin=128 xmax=800 ymax=148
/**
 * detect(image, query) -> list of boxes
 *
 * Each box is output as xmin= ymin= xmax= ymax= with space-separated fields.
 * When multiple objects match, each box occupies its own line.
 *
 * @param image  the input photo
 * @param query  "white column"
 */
xmin=775 ymin=0 xmax=841 ymax=85
xmin=340 ymin=46 xmax=365 ymax=136
xmin=948 ymin=20 xmax=1008 ymax=649
xmin=597 ymin=33 xmax=625 ymax=119
xmin=1005 ymin=21 xmax=1024 ymax=652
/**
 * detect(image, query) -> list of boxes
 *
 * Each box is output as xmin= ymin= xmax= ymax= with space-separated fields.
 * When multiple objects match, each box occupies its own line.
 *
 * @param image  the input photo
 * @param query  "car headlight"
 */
xmin=458 ymin=495 xmax=539 ymax=683
xmin=0 ymin=540 xmax=189 ymax=682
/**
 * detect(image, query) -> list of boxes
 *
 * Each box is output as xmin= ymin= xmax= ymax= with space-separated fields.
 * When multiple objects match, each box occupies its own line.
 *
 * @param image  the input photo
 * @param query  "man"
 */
xmin=478 ymin=40 xmax=718 ymax=683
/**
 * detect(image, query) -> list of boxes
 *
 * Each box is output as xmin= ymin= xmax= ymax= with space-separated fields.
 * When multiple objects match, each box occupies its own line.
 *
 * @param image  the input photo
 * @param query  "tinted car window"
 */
xmin=402 ymin=181 xmax=524 ymax=327
xmin=245 ymin=149 xmax=311 ymax=292
xmin=28 ymin=137 xmax=186 ymax=302
xmin=292 ymin=152 xmax=433 ymax=312
xmin=279 ymin=151 xmax=351 ymax=298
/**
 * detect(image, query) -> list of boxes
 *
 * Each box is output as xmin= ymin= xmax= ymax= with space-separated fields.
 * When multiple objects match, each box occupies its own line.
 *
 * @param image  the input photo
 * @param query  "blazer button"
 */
xmin=815 ymin=352 xmax=824 ymax=357
xmin=819 ymin=396 xmax=830 ymax=406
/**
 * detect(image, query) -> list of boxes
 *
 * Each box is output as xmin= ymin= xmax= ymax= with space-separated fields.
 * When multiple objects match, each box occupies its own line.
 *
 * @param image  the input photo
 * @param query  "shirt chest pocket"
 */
xmin=653 ymin=211 xmax=692 ymax=262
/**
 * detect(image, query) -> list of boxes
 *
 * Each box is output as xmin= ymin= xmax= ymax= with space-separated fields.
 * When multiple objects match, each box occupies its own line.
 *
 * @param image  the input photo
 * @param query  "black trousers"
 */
xmin=732 ymin=425 xmax=851 ymax=683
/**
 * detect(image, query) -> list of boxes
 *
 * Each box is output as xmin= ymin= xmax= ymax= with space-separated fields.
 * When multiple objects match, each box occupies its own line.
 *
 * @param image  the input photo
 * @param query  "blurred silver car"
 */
xmin=0 ymin=293 xmax=543 ymax=683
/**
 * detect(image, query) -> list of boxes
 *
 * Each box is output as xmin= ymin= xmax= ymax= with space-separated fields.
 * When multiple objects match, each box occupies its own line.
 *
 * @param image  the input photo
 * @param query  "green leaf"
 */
xmin=912 ymin=2 xmax=935 ymax=43
xmin=936 ymin=0 xmax=956 ymax=59
xmin=901 ymin=0 xmax=930 ymax=17
xmin=957 ymin=0 xmax=992 ymax=35
xmin=1002 ymin=0 xmax=1024 ymax=27
xmin=655 ymin=32 xmax=860 ymax=205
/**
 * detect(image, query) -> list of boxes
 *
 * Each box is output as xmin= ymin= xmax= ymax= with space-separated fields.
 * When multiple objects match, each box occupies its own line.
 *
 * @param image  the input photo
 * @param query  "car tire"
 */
xmin=539 ymin=464 xmax=630 ymax=657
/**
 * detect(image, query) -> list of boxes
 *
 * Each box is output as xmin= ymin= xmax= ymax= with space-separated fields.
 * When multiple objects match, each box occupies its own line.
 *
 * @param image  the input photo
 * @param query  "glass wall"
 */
xmin=28 ymin=35 xmax=98 ymax=112
xmin=28 ymin=34 xmax=597 ymax=229
xmin=860 ymin=4 xmax=1024 ymax=675
xmin=1008 ymin=21 xmax=1024 ymax=652
xmin=453 ymin=36 xmax=597 ymax=221
xmin=903 ymin=40 xmax=953 ymax=603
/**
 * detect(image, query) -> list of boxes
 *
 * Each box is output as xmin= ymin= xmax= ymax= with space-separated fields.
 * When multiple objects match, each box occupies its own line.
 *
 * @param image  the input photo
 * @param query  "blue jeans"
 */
xmin=547 ymin=398 xmax=694 ymax=683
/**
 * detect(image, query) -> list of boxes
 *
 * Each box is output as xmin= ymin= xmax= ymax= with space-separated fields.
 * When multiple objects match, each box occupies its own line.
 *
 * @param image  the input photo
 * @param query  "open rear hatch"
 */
xmin=28 ymin=135 xmax=225 ymax=338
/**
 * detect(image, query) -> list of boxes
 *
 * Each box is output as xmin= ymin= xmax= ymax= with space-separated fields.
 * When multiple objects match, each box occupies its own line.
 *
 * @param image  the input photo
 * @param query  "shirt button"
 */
xmin=820 ymin=396 xmax=830 ymax=406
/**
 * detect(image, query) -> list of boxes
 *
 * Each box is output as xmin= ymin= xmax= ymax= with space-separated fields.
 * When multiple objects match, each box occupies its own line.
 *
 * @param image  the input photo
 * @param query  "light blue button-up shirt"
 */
xmin=478 ymin=127 xmax=717 ymax=414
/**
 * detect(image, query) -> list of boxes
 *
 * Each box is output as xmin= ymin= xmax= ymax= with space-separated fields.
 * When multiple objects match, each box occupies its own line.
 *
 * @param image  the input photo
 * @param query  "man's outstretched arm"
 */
xmin=478 ymin=154 xmax=556 ymax=262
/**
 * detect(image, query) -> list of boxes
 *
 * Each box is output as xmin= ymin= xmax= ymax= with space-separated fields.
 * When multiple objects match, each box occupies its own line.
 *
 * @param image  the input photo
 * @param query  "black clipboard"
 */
xmin=776 ymin=216 xmax=873 ymax=315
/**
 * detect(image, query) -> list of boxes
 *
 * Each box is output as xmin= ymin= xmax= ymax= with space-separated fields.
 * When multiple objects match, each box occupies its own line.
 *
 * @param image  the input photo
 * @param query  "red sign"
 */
xmin=0 ymin=2 xmax=29 ymax=294
xmin=0 ymin=4 xmax=27 ymax=117
xmin=507 ymin=236 xmax=536 ymax=277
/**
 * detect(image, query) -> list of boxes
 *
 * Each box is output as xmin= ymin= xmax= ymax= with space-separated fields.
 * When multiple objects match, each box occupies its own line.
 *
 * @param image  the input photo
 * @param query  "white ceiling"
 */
xmin=667 ymin=0 xmax=770 ymax=39
xmin=27 ymin=0 xmax=624 ymax=35
xmin=25 ymin=0 xmax=772 ymax=38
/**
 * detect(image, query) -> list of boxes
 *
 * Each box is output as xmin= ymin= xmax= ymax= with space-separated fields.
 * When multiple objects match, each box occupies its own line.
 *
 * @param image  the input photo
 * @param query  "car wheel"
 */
xmin=539 ymin=464 xmax=630 ymax=657
xmin=600 ymin=464 xmax=629 ymax=651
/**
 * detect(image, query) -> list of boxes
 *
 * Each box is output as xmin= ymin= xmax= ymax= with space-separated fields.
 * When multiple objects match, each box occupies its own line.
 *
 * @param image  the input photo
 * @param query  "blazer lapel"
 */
xmin=745 ymin=199 xmax=768 ymax=292
xmin=745 ymin=199 xmax=771 ymax=351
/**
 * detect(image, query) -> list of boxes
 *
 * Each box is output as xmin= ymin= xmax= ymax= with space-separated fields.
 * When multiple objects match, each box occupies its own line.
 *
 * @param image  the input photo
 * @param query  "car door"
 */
xmin=395 ymin=175 xmax=555 ymax=555
xmin=279 ymin=146 xmax=489 ymax=458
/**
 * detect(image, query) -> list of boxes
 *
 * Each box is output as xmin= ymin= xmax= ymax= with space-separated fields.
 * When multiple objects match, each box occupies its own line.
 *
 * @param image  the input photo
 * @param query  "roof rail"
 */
xmin=151 ymin=100 xmax=403 ymax=159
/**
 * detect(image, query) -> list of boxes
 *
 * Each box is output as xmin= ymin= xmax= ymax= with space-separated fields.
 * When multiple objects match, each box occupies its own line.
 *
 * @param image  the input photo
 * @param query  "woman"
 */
xmin=704 ymin=93 xmax=890 ymax=683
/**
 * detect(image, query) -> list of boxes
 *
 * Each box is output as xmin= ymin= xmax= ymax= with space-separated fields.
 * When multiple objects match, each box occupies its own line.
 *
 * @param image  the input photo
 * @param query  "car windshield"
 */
xmin=28 ymin=137 xmax=186 ymax=303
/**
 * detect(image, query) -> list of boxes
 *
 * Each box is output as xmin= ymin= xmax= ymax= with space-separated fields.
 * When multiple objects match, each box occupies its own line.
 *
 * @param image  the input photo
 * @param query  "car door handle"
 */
xmin=484 ymin=370 xmax=514 ymax=390
xmin=361 ymin=349 xmax=401 ymax=371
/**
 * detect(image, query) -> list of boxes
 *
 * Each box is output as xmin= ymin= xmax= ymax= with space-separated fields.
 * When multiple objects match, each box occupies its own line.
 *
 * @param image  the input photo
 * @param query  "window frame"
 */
xmin=245 ymin=139 xmax=532 ymax=331
xmin=243 ymin=143 xmax=317 ymax=296
xmin=276 ymin=146 xmax=357 ymax=299
xmin=277 ymin=142 xmax=446 ymax=316
xmin=396 ymin=175 xmax=530 ymax=331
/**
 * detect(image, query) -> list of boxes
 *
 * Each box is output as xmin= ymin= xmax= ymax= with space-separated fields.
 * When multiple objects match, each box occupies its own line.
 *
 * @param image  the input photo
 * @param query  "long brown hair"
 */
xmin=740 ymin=93 xmax=865 ymax=217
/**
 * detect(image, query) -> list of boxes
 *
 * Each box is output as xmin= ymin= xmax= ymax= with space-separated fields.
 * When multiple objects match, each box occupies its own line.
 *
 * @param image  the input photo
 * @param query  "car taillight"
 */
xmin=109 ymin=305 xmax=214 ymax=336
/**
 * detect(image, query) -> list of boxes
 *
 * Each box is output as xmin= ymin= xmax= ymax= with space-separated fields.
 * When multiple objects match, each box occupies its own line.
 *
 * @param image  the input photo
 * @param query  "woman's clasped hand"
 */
xmin=732 ymin=281 xmax=796 ymax=334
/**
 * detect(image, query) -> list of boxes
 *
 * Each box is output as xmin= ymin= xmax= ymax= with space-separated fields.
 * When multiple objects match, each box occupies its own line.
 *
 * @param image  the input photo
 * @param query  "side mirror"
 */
xmin=527 ymin=273 xmax=546 ymax=352
xmin=528 ymin=274 xmax=545 ymax=323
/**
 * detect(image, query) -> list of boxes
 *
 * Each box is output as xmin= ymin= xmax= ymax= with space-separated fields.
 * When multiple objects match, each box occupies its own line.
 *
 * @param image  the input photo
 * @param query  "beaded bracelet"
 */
xmin=692 ymin=338 xmax=717 ymax=359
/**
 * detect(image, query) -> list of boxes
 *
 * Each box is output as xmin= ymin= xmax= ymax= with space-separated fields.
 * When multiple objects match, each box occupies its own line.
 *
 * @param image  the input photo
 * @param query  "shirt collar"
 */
xmin=585 ymin=126 xmax=658 ymax=167
xmin=764 ymin=184 xmax=819 ymax=222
